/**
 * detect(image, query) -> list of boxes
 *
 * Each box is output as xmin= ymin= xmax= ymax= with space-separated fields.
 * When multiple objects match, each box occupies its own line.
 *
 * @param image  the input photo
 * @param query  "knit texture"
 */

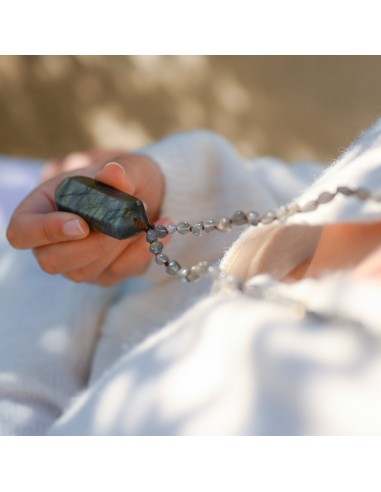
xmin=1 ymin=122 xmax=381 ymax=435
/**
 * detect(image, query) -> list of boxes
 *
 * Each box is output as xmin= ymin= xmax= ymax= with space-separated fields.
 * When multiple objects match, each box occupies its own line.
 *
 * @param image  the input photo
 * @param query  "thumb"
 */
xmin=6 ymin=210 xmax=90 ymax=249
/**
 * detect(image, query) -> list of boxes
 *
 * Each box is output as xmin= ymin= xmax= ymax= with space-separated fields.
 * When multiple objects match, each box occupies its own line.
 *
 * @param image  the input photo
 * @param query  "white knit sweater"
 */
xmin=1 ymin=121 xmax=381 ymax=435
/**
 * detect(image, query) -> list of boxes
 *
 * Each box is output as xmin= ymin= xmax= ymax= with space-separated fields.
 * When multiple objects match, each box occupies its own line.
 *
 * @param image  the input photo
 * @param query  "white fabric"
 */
xmin=0 ymin=124 xmax=380 ymax=435
xmin=0 ymin=156 xmax=44 ymax=231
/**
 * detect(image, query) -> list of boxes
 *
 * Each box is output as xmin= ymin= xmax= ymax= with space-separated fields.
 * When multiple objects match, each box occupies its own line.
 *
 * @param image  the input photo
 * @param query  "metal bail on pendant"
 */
xmin=55 ymin=176 xmax=150 ymax=239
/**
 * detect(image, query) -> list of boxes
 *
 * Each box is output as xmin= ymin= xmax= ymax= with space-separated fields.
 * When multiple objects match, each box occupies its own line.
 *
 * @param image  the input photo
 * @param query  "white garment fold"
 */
xmin=0 ymin=122 xmax=380 ymax=435
xmin=0 ymin=156 xmax=44 ymax=232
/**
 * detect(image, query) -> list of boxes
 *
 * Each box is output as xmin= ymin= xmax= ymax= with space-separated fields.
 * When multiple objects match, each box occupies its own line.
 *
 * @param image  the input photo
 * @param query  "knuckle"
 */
xmin=97 ymin=270 xmax=126 ymax=287
xmin=64 ymin=270 xmax=87 ymax=283
xmin=5 ymin=223 xmax=19 ymax=248
xmin=140 ymin=262 xmax=150 ymax=274
xmin=96 ymin=277 xmax=119 ymax=287
xmin=109 ymin=261 xmax=125 ymax=279
xmin=110 ymin=256 xmax=149 ymax=279
xmin=93 ymin=235 xmax=113 ymax=258
xmin=139 ymin=250 xmax=155 ymax=269
xmin=33 ymin=249 xmax=58 ymax=275
xmin=102 ymin=258 xmax=128 ymax=282
xmin=41 ymin=220 xmax=58 ymax=244
xmin=6 ymin=219 xmax=25 ymax=249
xmin=65 ymin=265 xmax=103 ymax=284
xmin=133 ymin=260 xmax=150 ymax=275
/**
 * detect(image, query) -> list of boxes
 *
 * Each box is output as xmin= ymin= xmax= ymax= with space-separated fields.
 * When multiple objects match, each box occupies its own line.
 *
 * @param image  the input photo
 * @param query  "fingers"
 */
xmin=61 ymin=236 xmax=148 ymax=286
xmin=32 ymin=232 xmax=122 ymax=275
xmin=7 ymin=153 xmax=167 ymax=288
xmin=95 ymin=161 xmax=136 ymax=195
xmin=7 ymin=161 xmax=135 ymax=250
xmin=39 ymin=217 xmax=173 ymax=287
xmin=6 ymin=211 xmax=90 ymax=250
xmin=101 ymin=154 xmax=164 ymax=223
xmin=8 ymin=155 xmax=159 ymax=253
xmin=91 ymin=222 xmax=172 ymax=286
xmin=7 ymin=163 xmax=98 ymax=250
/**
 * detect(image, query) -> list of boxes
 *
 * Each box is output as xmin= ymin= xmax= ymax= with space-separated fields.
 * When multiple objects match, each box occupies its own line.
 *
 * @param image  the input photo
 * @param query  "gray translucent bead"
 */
xmin=146 ymin=229 xmax=159 ymax=243
xmin=168 ymin=223 xmax=177 ymax=234
xmin=187 ymin=266 xmax=201 ymax=282
xmin=207 ymin=265 xmax=221 ymax=279
xmin=337 ymin=186 xmax=354 ymax=196
xmin=276 ymin=203 xmax=300 ymax=221
xmin=197 ymin=261 xmax=210 ymax=274
xmin=204 ymin=219 xmax=217 ymax=232
xmin=177 ymin=222 xmax=192 ymax=234
xmin=260 ymin=211 xmax=277 ymax=224
xmin=215 ymin=271 xmax=237 ymax=289
xmin=247 ymin=211 xmax=260 ymax=225
xmin=242 ymin=281 xmax=262 ymax=297
xmin=155 ymin=225 xmax=168 ymax=238
xmin=356 ymin=187 xmax=370 ymax=200
xmin=276 ymin=205 xmax=289 ymax=221
xmin=370 ymin=191 xmax=381 ymax=202
xmin=317 ymin=191 xmax=335 ymax=204
xmin=288 ymin=202 xmax=301 ymax=215
xmin=301 ymin=200 xmax=318 ymax=212
xmin=217 ymin=217 xmax=232 ymax=232
xmin=177 ymin=268 xmax=190 ymax=282
xmin=155 ymin=253 xmax=169 ymax=265
xmin=166 ymin=260 xmax=181 ymax=275
xmin=149 ymin=241 xmax=163 ymax=254
xmin=192 ymin=222 xmax=204 ymax=236
xmin=231 ymin=210 xmax=247 ymax=225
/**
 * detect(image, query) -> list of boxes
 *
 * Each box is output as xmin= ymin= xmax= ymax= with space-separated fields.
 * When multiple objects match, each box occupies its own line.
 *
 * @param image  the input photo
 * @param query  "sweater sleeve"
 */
xmin=136 ymin=130 xmax=326 ymax=282
xmin=86 ymin=131 xmax=327 ymax=380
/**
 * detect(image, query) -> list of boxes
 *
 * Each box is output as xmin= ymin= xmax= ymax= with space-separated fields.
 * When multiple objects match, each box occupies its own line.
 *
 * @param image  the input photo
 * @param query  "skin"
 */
xmin=6 ymin=151 xmax=172 ymax=287
xmin=283 ymin=222 xmax=381 ymax=283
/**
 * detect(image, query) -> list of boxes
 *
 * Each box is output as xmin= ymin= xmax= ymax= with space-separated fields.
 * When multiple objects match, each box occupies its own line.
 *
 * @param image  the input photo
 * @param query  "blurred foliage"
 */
xmin=1 ymin=55 xmax=381 ymax=163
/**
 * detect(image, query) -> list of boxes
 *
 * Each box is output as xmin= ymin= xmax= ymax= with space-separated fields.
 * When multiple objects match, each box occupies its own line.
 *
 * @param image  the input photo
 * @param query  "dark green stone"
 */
xmin=55 ymin=176 xmax=150 ymax=240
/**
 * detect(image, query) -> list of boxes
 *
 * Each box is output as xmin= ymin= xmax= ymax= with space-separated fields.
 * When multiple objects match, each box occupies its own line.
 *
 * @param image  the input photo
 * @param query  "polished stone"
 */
xmin=55 ymin=176 xmax=150 ymax=240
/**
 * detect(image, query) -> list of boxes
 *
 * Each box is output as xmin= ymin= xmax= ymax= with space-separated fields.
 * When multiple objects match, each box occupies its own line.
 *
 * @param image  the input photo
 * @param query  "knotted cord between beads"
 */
xmin=145 ymin=185 xmax=381 ymax=284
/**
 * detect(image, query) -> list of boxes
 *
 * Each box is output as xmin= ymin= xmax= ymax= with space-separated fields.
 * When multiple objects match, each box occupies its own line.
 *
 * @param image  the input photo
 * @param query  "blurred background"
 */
xmin=1 ymin=55 xmax=381 ymax=164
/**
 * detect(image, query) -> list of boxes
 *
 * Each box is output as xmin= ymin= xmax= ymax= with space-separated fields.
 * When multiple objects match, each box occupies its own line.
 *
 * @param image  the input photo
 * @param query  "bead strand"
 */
xmin=146 ymin=186 xmax=381 ymax=284
xmin=144 ymin=185 xmax=381 ymax=328
xmin=146 ymin=223 xmax=226 ymax=283
xmin=165 ymin=186 xmax=381 ymax=238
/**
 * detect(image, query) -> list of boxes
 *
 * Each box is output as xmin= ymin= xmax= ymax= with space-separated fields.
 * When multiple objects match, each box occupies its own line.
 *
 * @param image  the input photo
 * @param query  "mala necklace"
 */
xmin=55 ymin=177 xmax=380 ymax=327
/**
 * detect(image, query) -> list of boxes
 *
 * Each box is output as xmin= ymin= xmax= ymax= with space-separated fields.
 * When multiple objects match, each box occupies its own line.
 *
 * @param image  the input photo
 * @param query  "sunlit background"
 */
xmin=1 ymin=55 xmax=381 ymax=163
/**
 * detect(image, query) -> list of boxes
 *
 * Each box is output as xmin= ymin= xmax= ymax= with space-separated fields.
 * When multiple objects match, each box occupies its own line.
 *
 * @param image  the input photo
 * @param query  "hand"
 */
xmin=6 ymin=153 xmax=172 ymax=286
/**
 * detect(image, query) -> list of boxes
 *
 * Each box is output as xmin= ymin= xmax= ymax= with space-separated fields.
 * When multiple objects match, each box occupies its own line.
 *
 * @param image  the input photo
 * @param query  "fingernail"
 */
xmin=103 ymin=162 xmax=126 ymax=175
xmin=63 ymin=219 xmax=86 ymax=237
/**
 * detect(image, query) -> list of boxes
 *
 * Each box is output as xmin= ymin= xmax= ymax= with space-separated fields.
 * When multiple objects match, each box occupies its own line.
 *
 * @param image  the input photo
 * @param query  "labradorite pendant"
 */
xmin=55 ymin=176 xmax=150 ymax=240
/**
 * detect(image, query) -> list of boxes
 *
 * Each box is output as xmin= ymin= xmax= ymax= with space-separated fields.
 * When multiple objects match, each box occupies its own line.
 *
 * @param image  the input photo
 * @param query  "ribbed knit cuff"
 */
xmin=136 ymin=130 xmax=214 ymax=224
